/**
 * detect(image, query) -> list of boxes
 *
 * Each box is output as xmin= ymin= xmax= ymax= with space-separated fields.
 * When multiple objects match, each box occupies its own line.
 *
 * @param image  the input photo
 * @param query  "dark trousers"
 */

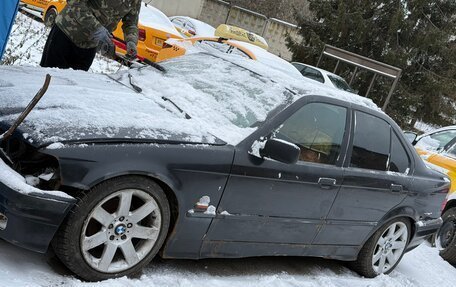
xmin=40 ymin=25 xmax=97 ymax=71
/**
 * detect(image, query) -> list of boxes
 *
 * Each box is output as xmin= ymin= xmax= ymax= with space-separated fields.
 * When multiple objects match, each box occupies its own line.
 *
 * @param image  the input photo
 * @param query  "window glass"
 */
xmin=350 ymin=112 xmax=390 ymax=171
xmin=415 ymin=130 xmax=456 ymax=151
xmin=389 ymin=131 xmax=410 ymax=173
xmin=327 ymin=74 xmax=355 ymax=93
xmin=292 ymin=63 xmax=305 ymax=73
xmin=301 ymin=67 xmax=325 ymax=83
xmin=274 ymin=103 xmax=347 ymax=165
xmin=446 ymin=144 xmax=456 ymax=159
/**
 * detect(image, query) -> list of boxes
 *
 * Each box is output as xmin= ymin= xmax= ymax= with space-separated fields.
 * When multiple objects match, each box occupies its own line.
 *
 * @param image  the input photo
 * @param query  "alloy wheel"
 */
xmin=80 ymin=189 xmax=162 ymax=273
xmin=372 ymin=221 xmax=408 ymax=274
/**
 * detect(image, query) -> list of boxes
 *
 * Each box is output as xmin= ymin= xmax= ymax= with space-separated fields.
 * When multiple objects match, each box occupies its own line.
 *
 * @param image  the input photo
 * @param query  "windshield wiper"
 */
xmin=106 ymin=73 xmax=191 ymax=120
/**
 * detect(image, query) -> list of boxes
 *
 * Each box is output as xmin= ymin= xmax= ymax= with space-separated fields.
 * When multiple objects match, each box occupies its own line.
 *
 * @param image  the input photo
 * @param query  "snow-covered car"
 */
xmin=292 ymin=62 xmax=357 ymax=94
xmin=112 ymin=3 xmax=183 ymax=62
xmin=156 ymin=24 xmax=300 ymax=79
xmin=0 ymin=47 xmax=449 ymax=281
xmin=169 ymin=16 xmax=216 ymax=38
xmin=407 ymin=126 xmax=456 ymax=264
xmin=19 ymin=0 xmax=66 ymax=27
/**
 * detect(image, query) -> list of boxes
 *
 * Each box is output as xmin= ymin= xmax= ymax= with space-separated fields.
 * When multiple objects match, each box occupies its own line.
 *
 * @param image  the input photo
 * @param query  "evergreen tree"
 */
xmin=288 ymin=0 xmax=456 ymax=128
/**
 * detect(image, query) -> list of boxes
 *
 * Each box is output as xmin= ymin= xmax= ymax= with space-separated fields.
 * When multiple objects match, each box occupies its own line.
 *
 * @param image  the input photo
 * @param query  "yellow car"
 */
xmin=156 ymin=24 xmax=269 ymax=62
xmin=112 ymin=3 xmax=182 ymax=62
xmin=19 ymin=0 xmax=66 ymax=27
xmin=155 ymin=24 xmax=303 ymax=81
xmin=409 ymin=126 xmax=456 ymax=264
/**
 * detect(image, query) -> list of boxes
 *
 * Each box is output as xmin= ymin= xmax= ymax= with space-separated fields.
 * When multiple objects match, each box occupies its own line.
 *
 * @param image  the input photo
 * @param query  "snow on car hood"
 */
xmin=0 ymin=66 xmax=226 ymax=146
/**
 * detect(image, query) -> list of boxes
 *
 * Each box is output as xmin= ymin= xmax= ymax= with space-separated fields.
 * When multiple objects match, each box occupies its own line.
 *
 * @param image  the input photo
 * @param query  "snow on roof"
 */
xmin=139 ymin=3 xmax=181 ymax=38
xmin=169 ymin=16 xmax=216 ymax=37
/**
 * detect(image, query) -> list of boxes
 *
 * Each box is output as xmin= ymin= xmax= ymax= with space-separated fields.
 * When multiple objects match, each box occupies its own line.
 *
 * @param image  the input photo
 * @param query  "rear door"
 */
xmin=315 ymin=110 xmax=412 ymax=246
xmin=202 ymin=100 xmax=350 ymax=255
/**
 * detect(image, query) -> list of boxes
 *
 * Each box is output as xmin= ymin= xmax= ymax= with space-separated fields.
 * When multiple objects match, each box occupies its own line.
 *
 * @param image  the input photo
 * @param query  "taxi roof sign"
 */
xmin=215 ymin=24 xmax=269 ymax=50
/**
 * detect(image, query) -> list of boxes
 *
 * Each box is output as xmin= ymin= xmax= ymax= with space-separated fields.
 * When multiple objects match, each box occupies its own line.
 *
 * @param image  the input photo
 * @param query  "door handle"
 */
xmin=318 ymin=177 xmax=337 ymax=189
xmin=390 ymin=184 xmax=403 ymax=192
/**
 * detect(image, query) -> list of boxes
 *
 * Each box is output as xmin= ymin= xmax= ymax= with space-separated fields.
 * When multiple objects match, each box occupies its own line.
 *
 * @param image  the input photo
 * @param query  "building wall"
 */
xmin=144 ymin=0 xmax=204 ymax=18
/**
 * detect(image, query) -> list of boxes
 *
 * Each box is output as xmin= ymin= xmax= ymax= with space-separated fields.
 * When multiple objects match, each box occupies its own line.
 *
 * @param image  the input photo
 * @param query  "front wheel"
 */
xmin=349 ymin=218 xmax=410 ymax=278
xmin=52 ymin=176 xmax=170 ymax=281
xmin=437 ymin=207 xmax=456 ymax=264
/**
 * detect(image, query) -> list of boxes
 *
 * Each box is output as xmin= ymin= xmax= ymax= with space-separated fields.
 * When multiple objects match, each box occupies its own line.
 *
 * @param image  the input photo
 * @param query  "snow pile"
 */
xmin=0 ymin=156 xmax=72 ymax=199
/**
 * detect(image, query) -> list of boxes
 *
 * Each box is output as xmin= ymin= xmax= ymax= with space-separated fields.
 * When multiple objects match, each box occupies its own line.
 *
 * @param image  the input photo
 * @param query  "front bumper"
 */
xmin=407 ymin=217 xmax=443 ymax=251
xmin=0 ymin=165 xmax=76 ymax=253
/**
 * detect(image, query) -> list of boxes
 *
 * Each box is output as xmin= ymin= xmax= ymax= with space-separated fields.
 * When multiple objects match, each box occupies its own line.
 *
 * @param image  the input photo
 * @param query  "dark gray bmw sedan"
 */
xmin=0 ymin=51 xmax=450 ymax=281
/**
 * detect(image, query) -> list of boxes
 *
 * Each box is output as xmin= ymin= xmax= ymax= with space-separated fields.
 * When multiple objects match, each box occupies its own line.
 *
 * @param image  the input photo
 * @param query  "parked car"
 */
xmin=155 ymin=24 xmax=301 ymax=80
xmin=112 ymin=3 xmax=183 ymax=62
xmin=19 ymin=0 xmax=65 ymax=27
xmin=292 ymin=62 xmax=358 ymax=94
xmin=407 ymin=126 xmax=456 ymax=264
xmin=169 ymin=16 xmax=216 ymax=38
xmin=0 ymin=46 xmax=449 ymax=281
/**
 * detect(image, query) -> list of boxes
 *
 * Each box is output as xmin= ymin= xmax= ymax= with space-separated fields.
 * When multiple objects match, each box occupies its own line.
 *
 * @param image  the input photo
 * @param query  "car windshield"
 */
xmin=327 ymin=74 xmax=355 ymax=92
xmin=416 ymin=130 xmax=456 ymax=151
xmin=156 ymin=53 xmax=291 ymax=128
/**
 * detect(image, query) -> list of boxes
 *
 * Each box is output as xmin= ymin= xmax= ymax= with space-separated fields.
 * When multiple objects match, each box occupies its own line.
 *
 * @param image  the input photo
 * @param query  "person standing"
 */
xmin=40 ymin=0 xmax=141 ymax=71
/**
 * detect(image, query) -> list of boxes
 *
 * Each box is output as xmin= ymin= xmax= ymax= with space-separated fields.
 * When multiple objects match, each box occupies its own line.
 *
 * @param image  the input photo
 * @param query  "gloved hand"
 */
xmin=125 ymin=41 xmax=137 ymax=60
xmin=93 ymin=27 xmax=115 ymax=58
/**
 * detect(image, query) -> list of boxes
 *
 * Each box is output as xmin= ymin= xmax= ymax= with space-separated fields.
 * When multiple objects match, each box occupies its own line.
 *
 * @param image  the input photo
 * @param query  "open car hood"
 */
xmin=0 ymin=66 xmax=224 ymax=147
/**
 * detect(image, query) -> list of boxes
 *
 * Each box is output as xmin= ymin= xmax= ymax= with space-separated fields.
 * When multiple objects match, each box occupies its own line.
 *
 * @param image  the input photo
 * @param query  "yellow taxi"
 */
xmin=409 ymin=126 xmax=456 ymax=264
xmin=154 ymin=24 xmax=304 ymax=80
xmin=19 ymin=0 xmax=66 ymax=27
xmin=155 ymin=24 xmax=269 ymax=63
xmin=112 ymin=2 xmax=183 ymax=62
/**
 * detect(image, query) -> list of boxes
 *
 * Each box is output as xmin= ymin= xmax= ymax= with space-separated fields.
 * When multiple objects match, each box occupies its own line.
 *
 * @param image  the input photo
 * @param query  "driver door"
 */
xmin=202 ymin=101 xmax=350 ymax=256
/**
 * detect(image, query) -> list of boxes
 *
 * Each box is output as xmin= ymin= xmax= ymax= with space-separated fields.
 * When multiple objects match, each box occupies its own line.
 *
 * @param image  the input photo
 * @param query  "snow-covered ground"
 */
xmin=0 ymin=239 xmax=455 ymax=287
xmin=1 ymin=9 xmax=455 ymax=287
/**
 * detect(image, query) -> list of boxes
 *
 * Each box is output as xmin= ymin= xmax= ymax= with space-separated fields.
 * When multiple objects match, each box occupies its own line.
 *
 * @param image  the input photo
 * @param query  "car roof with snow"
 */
xmin=0 ymin=48 xmax=379 ymax=148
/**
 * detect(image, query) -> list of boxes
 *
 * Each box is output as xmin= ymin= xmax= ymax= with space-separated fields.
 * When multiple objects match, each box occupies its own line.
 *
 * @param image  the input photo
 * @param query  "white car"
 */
xmin=292 ymin=62 xmax=357 ymax=94
xmin=169 ymin=16 xmax=216 ymax=38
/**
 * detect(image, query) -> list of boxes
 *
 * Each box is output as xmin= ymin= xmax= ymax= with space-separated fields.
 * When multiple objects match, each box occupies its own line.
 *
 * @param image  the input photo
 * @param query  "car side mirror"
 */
xmin=260 ymin=138 xmax=300 ymax=164
xmin=404 ymin=131 xmax=418 ymax=144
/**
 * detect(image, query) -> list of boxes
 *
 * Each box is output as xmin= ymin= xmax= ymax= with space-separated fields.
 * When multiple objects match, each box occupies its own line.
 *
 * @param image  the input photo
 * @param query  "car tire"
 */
xmin=437 ymin=207 xmax=456 ymax=264
xmin=44 ymin=7 xmax=57 ymax=27
xmin=349 ymin=218 xmax=410 ymax=278
xmin=52 ymin=176 xmax=170 ymax=281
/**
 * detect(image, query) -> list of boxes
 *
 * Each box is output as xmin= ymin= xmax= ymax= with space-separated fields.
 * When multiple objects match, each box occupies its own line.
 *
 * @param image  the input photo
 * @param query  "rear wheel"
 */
xmin=437 ymin=207 xmax=456 ymax=264
xmin=53 ymin=176 xmax=170 ymax=281
xmin=44 ymin=7 xmax=57 ymax=27
xmin=350 ymin=218 xmax=410 ymax=278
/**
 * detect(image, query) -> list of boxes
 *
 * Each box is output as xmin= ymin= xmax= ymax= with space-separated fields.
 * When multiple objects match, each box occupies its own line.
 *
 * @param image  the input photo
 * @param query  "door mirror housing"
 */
xmin=260 ymin=138 xmax=300 ymax=164
xmin=403 ymin=131 xmax=418 ymax=144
